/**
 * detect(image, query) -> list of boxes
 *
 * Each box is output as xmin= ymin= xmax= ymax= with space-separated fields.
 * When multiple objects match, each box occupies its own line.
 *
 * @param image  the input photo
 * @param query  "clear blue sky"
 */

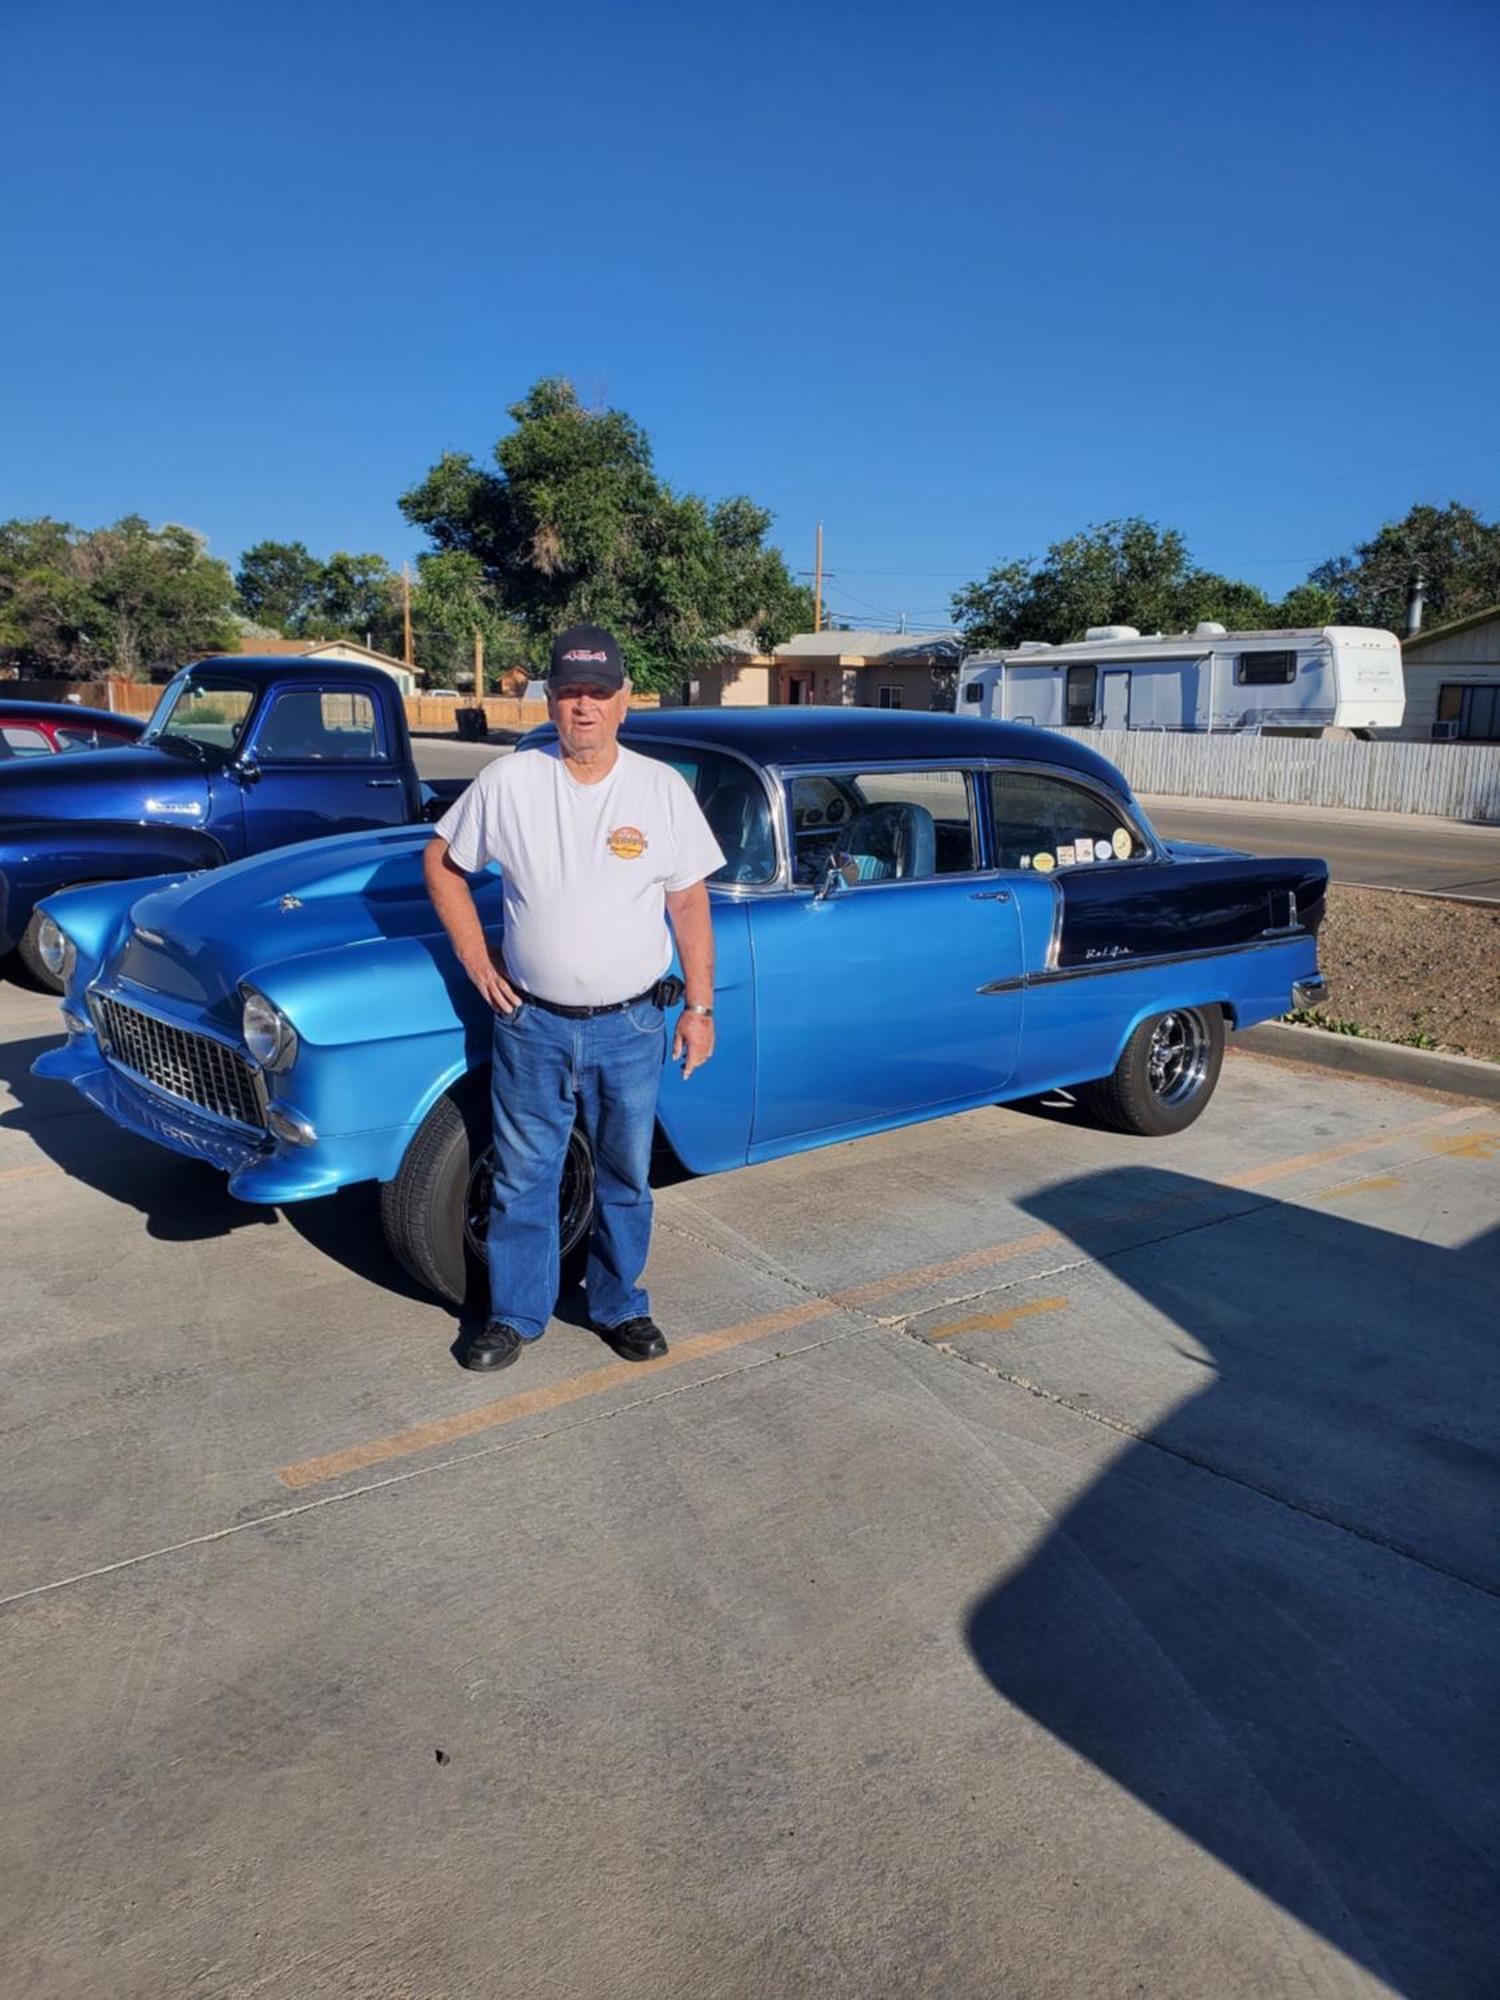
xmin=6 ymin=0 xmax=1497 ymax=629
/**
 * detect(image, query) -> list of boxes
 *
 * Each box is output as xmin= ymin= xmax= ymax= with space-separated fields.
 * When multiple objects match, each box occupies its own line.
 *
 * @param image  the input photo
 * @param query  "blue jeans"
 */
xmin=487 ymin=997 xmax=665 ymax=1339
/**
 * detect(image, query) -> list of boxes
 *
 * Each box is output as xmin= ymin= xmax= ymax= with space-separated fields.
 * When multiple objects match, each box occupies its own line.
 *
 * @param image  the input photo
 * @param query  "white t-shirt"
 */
xmin=435 ymin=743 xmax=726 ymax=1006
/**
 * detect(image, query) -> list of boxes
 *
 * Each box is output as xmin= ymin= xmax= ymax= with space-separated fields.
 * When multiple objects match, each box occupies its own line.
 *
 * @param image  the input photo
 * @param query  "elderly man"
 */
xmin=424 ymin=624 xmax=724 ymax=1372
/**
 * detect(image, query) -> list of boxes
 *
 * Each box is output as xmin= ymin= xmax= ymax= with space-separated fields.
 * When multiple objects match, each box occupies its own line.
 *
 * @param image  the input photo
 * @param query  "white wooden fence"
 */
xmin=1045 ymin=729 xmax=1500 ymax=823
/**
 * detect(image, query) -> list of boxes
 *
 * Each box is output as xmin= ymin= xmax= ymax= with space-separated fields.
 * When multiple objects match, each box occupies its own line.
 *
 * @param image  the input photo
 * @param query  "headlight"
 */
xmin=241 ymin=987 xmax=299 ymax=1072
xmin=36 ymin=914 xmax=76 ymax=984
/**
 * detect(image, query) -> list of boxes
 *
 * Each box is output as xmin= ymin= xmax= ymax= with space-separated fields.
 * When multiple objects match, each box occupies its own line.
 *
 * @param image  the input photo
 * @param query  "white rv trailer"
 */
xmin=957 ymin=624 xmax=1405 ymax=734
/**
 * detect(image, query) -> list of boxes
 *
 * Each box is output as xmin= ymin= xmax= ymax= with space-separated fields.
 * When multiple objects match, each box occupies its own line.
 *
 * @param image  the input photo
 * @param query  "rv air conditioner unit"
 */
xmin=1431 ymin=720 xmax=1460 ymax=740
xmin=1084 ymin=625 xmax=1140 ymax=642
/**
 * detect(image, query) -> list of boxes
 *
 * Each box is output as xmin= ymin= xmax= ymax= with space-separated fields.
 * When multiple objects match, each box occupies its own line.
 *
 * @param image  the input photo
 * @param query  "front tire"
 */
xmin=1076 ymin=1005 xmax=1225 ymax=1137
xmin=379 ymin=1079 xmax=596 ymax=1307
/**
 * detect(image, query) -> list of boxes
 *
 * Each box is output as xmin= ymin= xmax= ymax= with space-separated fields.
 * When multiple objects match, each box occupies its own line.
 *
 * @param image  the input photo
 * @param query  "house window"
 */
xmin=1236 ymin=650 xmax=1297 ymax=686
xmin=1065 ymin=664 xmax=1097 ymax=725
xmin=1438 ymin=683 xmax=1500 ymax=740
xmin=877 ymin=685 xmax=903 ymax=709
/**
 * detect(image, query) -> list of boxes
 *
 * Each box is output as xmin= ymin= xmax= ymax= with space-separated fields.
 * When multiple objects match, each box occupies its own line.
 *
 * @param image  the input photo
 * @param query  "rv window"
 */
xmin=1065 ymin=665 xmax=1097 ymax=725
xmin=963 ymin=682 xmax=984 ymax=703
xmin=988 ymin=770 xmax=1147 ymax=871
xmin=1236 ymin=651 xmax=1297 ymax=686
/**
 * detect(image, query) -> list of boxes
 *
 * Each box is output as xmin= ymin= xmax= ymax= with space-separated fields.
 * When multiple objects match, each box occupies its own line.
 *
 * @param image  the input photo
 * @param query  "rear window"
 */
xmin=630 ymin=742 xmax=776 ymax=886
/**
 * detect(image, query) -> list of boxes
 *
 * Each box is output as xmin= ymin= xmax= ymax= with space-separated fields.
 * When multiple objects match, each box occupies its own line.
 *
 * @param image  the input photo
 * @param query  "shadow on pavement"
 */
xmin=965 ymin=1165 xmax=1500 ymax=1998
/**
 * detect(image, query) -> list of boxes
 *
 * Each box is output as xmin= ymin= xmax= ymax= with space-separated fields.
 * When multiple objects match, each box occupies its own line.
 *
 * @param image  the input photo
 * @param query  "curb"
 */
xmin=1232 ymin=1021 xmax=1500 ymax=1102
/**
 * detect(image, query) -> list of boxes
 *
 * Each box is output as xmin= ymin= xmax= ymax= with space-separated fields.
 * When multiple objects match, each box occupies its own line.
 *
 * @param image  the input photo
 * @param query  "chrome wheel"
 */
xmin=463 ymin=1126 xmax=596 ymax=1264
xmin=1145 ymin=1009 xmax=1212 ymax=1107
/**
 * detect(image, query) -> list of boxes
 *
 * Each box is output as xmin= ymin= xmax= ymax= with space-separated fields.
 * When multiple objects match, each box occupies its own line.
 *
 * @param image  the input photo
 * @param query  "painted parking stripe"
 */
xmin=277 ymin=1104 xmax=1492 ymax=1492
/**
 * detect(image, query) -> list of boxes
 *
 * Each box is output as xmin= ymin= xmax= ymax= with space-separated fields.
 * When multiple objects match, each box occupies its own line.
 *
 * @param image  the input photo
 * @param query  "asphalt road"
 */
xmin=413 ymin=736 xmax=1500 ymax=901
xmin=4 ymin=977 xmax=1499 ymax=1998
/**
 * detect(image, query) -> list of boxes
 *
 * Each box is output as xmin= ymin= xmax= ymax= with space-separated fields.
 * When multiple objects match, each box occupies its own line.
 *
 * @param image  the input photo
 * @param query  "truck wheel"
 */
xmin=1076 ymin=1005 xmax=1225 ymax=1137
xmin=379 ymin=1080 xmax=596 ymax=1308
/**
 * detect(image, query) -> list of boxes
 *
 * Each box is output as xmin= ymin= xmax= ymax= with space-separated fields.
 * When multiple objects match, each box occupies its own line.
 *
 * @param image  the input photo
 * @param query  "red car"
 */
xmin=0 ymin=699 xmax=145 ymax=760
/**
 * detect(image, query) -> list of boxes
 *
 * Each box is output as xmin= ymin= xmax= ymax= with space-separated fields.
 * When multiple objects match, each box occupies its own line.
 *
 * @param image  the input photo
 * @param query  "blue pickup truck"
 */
xmin=0 ymin=656 xmax=458 ymax=989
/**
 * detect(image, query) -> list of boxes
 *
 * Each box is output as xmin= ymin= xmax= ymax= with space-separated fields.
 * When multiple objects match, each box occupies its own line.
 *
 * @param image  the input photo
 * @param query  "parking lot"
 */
xmin=3 ymin=977 xmax=1498 ymax=1999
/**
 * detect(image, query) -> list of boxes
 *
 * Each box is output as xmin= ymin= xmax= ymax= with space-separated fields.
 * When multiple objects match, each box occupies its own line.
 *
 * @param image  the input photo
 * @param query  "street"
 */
xmin=4 ymin=977 xmax=1497 ymax=1998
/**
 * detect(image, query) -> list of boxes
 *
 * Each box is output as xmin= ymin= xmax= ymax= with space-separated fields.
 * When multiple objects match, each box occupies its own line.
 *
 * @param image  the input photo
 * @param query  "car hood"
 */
xmin=113 ymin=823 xmax=497 ymax=1015
xmin=0 ymin=741 xmax=210 ymax=826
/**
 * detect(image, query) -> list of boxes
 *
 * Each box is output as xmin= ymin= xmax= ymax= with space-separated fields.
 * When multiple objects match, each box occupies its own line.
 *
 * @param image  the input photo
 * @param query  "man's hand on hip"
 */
xmin=463 ymin=946 xmax=522 ymax=1015
xmin=673 ymin=1011 xmax=715 ymax=1079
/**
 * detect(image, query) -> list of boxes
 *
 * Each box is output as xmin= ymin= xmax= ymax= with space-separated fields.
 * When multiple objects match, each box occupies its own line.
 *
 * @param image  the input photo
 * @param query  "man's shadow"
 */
xmin=964 ymin=1164 xmax=1500 ymax=1997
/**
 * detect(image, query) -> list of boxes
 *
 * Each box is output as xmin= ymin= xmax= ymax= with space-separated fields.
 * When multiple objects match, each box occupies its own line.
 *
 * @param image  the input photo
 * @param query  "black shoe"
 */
xmin=597 ymin=1315 xmax=668 ymax=1363
xmin=459 ymin=1320 xmax=527 ymax=1371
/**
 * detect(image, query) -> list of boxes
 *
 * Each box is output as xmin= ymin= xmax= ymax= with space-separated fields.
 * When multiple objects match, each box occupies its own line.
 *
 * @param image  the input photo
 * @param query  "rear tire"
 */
xmin=1076 ymin=1005 xmax=1225 ymax=1137
xmin=379 ymin=1078 xmax=596 ymax=1308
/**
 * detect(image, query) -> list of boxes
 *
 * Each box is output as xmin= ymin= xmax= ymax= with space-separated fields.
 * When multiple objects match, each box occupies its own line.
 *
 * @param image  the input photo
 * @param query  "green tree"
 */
xmin=235 ymin=539 xmax=323 ymax=632
xmin=295 ymin=550 xmax=398 ymax=642
xmin=400 ymin=377 xmax=812 ymax=691
xmin=0 ymin=515 xmax=237 ymax=679
xmin=954 ymin=518 xmax=1310 ymax=647
xmin=1309 ymin=502 xmax=1500 ymax=633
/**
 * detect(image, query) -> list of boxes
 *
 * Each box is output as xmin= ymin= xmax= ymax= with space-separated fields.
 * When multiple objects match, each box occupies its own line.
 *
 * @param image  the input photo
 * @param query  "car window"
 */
xmin=629 ymin=742 xmax=776 ymax=885
xmin=789 ymin=769 xmax=977 ymax=883
xmin=257 ymin=689 xmax=385 ymax=763
xmin=149 ymin=679 xmax=257 ymax=753
xmin=55 ymin=725 xmax=120 ymax=752
xmin=1 ymin=724 xmax=52 ymax=757
xmin=988 ymin=769 xmax=1149 ymax=872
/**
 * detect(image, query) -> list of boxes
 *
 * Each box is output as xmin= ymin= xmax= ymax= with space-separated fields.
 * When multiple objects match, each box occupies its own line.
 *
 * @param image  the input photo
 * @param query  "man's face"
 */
xmin=548 ymin=679 xmax=629 ymax=755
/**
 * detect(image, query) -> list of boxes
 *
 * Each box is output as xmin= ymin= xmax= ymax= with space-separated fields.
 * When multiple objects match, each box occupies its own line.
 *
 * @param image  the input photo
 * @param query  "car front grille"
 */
xmin=91 ymin=994 xmax=264 ymax=1131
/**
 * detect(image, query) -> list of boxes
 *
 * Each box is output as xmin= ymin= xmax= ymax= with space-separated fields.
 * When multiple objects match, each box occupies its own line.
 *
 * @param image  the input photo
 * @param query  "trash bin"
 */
xmin=455 ymin=706 xmax=489 ymax=742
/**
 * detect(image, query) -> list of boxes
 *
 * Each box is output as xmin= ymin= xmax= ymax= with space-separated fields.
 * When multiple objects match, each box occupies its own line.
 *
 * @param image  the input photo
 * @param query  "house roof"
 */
xmin=774 ymin=629 xmax=962 ymax=663
xmin=222 ymin=636 xmax=415 ymax=672
xmin=1402 ymin=605 xmax=1500 ymax=653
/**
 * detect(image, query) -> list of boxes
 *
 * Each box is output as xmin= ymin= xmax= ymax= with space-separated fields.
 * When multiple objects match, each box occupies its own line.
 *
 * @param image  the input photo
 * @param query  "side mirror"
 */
xmin=234 ymin=758 xmax=261 ymax=786
xmin=813 ymin=850 xmax=857 ymax=903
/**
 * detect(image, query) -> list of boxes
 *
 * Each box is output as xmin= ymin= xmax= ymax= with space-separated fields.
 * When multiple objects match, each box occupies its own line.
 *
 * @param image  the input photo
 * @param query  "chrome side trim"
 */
xmin=977 ymin=932 xmax=1310 ymax=995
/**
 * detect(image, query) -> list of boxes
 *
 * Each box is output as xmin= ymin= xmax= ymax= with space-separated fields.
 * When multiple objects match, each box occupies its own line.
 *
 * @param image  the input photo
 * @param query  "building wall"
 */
xmin=688 ymin=661 xmax=774 ymax=707
xmin=1398 ymin=617 xmax=1500 ymax=740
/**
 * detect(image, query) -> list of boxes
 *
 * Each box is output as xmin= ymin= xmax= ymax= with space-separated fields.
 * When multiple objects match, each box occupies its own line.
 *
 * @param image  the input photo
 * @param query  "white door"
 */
xmin=1101 ymin=671 xmax=1131 ymax=729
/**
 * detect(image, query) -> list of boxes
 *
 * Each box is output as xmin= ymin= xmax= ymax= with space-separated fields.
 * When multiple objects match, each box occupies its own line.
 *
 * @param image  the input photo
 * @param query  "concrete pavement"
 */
xmin=3 ymin=983 xmax=1498 ymax=1997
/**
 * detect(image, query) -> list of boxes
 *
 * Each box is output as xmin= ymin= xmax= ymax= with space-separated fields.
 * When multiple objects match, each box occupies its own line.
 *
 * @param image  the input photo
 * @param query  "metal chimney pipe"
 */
xmin=1405 ymin=568 xmax=1425 ymax=636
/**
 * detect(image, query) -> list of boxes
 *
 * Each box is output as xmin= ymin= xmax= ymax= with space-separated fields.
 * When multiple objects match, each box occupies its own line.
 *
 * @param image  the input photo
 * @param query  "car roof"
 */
xmin=184 ymin=656 xmax=399 ymax=689
xmin=617 ymin=705 xmax=1129 ymax=787
xmin=0 ymin=698 xmax=143 ymax=730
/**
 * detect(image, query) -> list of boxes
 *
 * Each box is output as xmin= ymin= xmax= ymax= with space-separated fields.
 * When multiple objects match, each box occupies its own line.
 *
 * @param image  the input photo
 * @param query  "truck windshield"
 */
xmin=144 ymin=678 xmax=257 ymax=756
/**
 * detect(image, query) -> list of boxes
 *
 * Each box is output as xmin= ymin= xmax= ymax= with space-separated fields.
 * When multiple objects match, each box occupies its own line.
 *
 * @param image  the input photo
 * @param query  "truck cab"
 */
xmin=0 ymin=657 xmax=427 ymax=987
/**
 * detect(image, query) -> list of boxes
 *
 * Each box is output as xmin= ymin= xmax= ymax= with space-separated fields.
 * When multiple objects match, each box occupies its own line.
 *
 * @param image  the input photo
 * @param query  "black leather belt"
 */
xmin=512 ymin=980 xmax=672 ymax=1021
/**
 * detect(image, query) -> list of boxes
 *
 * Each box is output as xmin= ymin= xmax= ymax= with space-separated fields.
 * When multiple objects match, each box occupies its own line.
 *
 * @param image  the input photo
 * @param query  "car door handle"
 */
xmin=969 ymin=889 xmax=1012 ymax=902
xmin=365 ymin=777 xmax=401 ymax=788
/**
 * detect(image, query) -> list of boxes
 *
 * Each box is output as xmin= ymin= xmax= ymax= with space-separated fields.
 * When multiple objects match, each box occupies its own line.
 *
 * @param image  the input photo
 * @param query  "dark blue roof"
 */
xmin=0 ymin=697 xmax=144 ymax=731
xmin=619 ymin=705 xmax=1130 ymax=789
xmin=187 ymin=656 xmax=399 ymax=688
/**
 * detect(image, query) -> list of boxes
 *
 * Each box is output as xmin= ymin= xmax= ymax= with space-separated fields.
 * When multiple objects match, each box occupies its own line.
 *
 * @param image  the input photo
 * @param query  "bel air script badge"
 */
xmin=1084 ymin=944 xmax=1132 ymax=961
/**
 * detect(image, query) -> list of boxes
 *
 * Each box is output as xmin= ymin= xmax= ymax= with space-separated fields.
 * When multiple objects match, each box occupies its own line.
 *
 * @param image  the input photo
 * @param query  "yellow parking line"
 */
xmin=277 ymin=1103 xmax=1489 ymax=1492
xmin=1313 ymin=1175 xmax=1404 ymax=1202
xmin=925 ymin=1296 xmax=1068 ymax=1343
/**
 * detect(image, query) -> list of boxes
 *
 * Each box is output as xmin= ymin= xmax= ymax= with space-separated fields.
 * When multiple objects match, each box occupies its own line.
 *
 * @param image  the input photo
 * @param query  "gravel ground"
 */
xmin=1312 ymin=885 xmax=1500 ymax=1061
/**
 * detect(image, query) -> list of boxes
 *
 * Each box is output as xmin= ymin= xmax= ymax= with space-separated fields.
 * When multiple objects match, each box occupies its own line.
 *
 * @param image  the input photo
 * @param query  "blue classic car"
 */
xmin=33 ymin=709 xmax=1328 ymax=1305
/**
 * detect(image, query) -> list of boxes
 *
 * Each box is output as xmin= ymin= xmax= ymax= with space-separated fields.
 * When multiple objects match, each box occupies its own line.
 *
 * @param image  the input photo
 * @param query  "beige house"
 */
xmin=688 ymin=629 xmax=962 ymax=710
xmin=215 ymin=637 xmax=419 ymax=698
xmin=1399 ymin=608 xmax=1500 ymax=741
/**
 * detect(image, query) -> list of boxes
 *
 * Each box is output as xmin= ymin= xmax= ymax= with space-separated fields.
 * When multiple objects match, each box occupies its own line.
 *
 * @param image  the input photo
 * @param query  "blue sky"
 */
xmin=6 ymin=0 xmax=1497 ymax=629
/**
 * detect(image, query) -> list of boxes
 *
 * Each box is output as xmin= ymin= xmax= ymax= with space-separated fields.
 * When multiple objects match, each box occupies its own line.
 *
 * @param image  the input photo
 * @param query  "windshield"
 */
xmin=144 ymin=677 xmax=257 ymax=755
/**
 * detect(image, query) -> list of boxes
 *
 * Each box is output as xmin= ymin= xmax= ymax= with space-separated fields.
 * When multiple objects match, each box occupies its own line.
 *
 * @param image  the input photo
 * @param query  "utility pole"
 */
xmin=473 ymin=626 xmax=485 ymax=700
xmin=815 ymin=522 xmax=824 ymax=633
xmin=402 ymin=562 xmax=414 ymax=667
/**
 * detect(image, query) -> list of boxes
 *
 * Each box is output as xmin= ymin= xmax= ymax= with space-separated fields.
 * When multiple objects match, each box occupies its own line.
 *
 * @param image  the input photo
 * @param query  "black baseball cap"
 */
xmin=548 ymin=623 xmax=625 ymax=690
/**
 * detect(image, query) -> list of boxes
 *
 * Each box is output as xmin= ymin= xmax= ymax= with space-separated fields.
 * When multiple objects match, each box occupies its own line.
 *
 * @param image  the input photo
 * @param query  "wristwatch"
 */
xmin=683 ymin=1002 xmax=714 ymax=1018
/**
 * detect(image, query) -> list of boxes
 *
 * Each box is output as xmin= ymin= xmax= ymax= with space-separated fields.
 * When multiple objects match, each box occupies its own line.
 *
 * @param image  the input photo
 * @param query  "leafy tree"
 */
xmin=0 ymin=514 xmax=237 ymax=678
xmin=401 ymin=377 xmax=812 ymax=690
xmin=412 ymin=550 xmax=526 ymax=686
xmin=1310 ymin=502 xmax=1500 ymax=634
xmin=296 ymin=550 xmax=398 ymax=642
xmin=235 ymin=539 xmax=324 ymax=632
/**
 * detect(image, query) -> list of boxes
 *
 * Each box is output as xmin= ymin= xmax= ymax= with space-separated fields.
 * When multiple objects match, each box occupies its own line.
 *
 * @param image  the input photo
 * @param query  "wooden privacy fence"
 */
xmin=1046 ymin=727 xmax=1500 ymax=824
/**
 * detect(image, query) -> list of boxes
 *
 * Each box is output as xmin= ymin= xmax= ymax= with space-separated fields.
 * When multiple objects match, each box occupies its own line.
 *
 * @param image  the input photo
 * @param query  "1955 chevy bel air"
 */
xmin=32 ymin=709 xmax=1328 ymax=1306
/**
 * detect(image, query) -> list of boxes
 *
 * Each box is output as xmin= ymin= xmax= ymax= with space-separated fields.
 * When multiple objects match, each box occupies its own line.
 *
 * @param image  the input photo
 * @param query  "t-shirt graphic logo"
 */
xmin=607 ymin=825 xmax=647 ymax=860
